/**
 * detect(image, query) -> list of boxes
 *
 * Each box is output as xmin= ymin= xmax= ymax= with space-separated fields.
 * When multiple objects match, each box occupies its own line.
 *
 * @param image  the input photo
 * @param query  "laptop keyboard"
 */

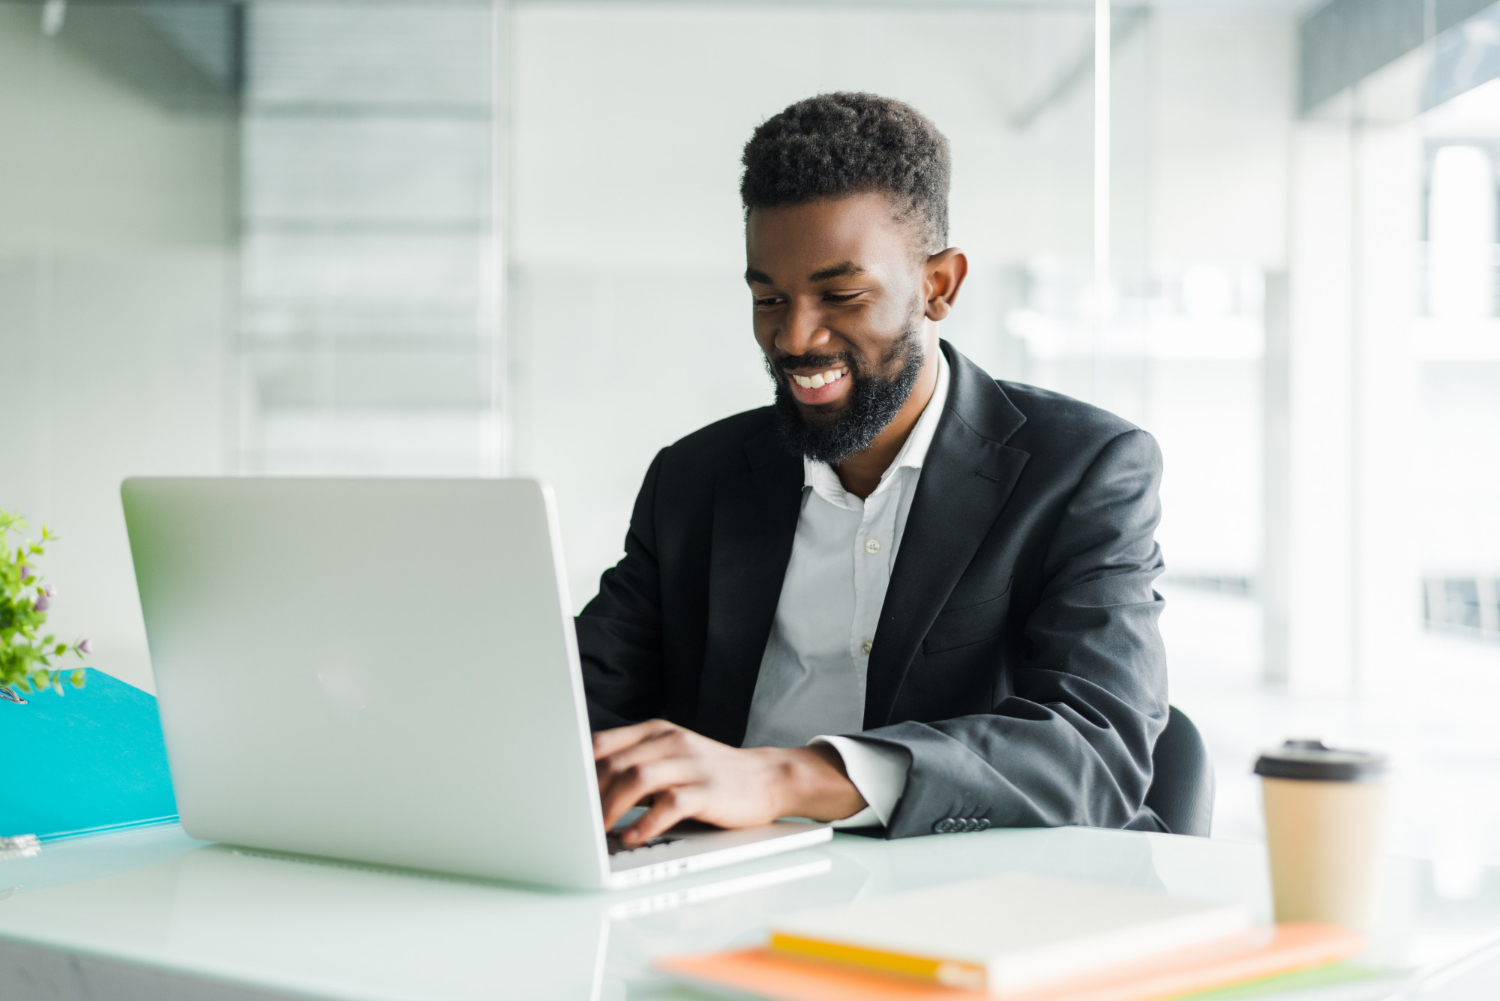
xmin=606 ymin=832 xmax=686 ymax=856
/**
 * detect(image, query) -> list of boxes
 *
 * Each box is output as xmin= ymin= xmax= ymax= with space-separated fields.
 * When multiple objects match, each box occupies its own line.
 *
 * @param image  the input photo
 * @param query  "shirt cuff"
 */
xmin=809 ymin=735 xmax=910 ymax=828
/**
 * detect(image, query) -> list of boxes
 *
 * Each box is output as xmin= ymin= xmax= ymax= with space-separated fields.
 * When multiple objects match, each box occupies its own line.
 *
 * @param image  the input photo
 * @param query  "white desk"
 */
xmin=1 ymin=824 xmax=1497 ymax=1001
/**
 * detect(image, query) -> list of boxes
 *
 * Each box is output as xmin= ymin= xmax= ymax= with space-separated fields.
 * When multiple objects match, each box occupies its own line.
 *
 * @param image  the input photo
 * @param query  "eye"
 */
xmin=753 ymin=295 xmax=784 ymax=308
xmin=824 ymin=292 xmax=861 ymax=304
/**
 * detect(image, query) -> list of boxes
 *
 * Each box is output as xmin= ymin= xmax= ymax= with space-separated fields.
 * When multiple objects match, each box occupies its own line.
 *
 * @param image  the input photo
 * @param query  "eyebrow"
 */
xmin=744 ymin=261 xmax=869 ymax=286
xmin=808 ymin=261 xmax=865 ymax=282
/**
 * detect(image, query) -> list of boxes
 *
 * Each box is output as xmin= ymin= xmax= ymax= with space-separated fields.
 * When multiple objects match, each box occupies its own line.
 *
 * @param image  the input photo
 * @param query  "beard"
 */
xmin=768 ymin=317 xmax=926 ymax=466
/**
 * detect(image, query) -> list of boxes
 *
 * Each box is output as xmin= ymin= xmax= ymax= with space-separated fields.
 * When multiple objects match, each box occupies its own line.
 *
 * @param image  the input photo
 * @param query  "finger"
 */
xmin=625 ymin=786 xmax=698 ymax=844
xmin=600 ymin=753 xmax=699 ymax=808
xmin=599 ymin=757 xmax=700 ymax=831
xmin=596 ymin=729 xmax=681 ymax=794
xmin=596 ymin=729 xmax=694 ymax=828
xmin=592 ymin=719 xmax=676 ymax=760
xmin=597 ymin=725 xmax=689 ymax=780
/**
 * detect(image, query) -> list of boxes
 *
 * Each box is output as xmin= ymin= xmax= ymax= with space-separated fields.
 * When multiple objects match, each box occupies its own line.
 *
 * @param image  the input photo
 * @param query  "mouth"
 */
xmin=783 ymin=365 xmax=851 ymax=406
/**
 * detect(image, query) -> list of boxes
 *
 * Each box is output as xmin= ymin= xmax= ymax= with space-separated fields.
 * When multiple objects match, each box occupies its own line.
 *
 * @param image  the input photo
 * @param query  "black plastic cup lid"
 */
xmin=1254 ymin=739 xmax=1390 ymax=782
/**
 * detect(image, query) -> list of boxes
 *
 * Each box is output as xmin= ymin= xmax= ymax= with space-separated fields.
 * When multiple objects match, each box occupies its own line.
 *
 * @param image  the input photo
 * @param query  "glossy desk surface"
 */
xmin=1 ymin=824 xmax=1498 ymax=1001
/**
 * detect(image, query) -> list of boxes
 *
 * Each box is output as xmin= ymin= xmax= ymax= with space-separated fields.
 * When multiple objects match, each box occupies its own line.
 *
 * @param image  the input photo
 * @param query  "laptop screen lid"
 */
xmin=122 ymin=477 xmax=611 ymax=889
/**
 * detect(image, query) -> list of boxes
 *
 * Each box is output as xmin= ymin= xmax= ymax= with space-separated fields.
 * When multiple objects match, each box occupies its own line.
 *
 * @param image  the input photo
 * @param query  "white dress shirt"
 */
xmin=742 ymin=351 xmax=951 ymax=828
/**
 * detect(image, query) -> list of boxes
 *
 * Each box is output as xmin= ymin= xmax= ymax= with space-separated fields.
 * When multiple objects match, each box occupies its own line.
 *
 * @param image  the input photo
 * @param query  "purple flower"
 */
xmin=33 ymin=596 xmax=50 ymax=612
xmin=20 ymin=564 xmax=34 ymax=581
xmin=78 ymin=639 xmax=92 ymax=655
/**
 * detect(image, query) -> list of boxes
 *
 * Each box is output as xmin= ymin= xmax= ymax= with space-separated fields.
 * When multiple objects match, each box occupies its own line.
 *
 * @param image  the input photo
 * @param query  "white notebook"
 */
xmin=769 ymin=873 xmax=1252 ymax=995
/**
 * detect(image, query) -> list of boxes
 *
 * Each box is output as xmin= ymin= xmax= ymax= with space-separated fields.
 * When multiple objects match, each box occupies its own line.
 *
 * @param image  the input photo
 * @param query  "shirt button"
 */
xmin=864 ymin=538 xmax=881 ymax=554
xmin=860 ymin=640 xmax=873 ymax=655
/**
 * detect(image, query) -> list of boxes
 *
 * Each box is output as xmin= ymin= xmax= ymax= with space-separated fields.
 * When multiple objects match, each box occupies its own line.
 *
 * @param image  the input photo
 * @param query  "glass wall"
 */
xmin=1 ymin=0 xmax=240 ymax=689
xmin=0 ymin=0 xmax=500 ymax=690
xmin=235 ymin=3 xmax=502 ymax=476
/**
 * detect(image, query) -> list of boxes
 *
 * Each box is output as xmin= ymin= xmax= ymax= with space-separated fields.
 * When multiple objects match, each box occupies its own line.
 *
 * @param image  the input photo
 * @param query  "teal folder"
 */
xmin=0 ymin=668 xmax=178 ymax=841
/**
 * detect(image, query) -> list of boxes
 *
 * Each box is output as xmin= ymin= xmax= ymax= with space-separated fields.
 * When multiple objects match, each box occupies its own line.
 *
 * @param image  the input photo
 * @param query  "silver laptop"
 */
xmin=121 ymin=477 xmax=830 ymax=890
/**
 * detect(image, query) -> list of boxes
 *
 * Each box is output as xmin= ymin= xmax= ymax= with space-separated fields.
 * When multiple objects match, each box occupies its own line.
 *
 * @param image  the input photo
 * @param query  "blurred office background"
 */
xmin=2 ymin=0 xmax=1499 ymax=876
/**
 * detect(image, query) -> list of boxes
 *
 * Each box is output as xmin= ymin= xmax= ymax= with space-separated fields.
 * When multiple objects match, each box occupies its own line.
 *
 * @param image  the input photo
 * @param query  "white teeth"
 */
xmin=791 ymin=368 xmax=846 ymax=390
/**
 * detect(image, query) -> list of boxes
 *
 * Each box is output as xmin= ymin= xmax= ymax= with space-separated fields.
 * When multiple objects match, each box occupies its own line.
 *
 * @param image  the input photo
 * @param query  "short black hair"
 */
xmin=740 ymin=92 xmax=950 ymax=255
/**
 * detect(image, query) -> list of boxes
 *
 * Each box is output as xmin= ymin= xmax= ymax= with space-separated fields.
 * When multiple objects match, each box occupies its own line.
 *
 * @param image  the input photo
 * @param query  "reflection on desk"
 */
xmin=1 ymin=824 xmax=1499 ymax=1001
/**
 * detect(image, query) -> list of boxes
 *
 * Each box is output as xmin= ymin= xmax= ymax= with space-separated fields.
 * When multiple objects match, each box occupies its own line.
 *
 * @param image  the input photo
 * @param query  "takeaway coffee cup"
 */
xmin=1254 ymin=740 xmax=1390 ymax=932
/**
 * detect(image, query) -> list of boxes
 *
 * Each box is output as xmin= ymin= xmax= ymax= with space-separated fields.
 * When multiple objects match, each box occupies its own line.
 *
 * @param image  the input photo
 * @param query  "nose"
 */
xmin=775 ymin=297 xmax=833 ymax=358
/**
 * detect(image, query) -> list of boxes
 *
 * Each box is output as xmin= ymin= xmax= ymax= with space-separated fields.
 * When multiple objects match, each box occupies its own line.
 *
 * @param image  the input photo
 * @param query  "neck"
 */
xmin=833 ymin=335 xmax=941 ymax=499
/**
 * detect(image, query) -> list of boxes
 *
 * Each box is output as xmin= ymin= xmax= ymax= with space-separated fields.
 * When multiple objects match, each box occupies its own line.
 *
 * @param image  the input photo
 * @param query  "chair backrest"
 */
xmin=1144 ymin=705 xmax=1215 ymax=837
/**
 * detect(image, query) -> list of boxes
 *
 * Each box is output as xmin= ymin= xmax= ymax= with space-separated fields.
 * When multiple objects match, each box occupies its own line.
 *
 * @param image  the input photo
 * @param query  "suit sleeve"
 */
xmin=575 ymin=449 xmax=668 ymax=731
xmin=852 ymin=429 xmax=1170 ymax=838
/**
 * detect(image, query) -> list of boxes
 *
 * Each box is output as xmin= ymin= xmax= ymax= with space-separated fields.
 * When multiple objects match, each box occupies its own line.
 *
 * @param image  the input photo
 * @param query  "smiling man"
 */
xmin=580 ymin=93 xmax=1169 ymax=844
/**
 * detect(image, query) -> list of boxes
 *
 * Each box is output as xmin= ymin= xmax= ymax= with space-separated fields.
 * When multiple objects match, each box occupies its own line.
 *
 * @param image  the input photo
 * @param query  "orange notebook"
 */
xmin=657 ymin=923 xmax=1363 ymax=1001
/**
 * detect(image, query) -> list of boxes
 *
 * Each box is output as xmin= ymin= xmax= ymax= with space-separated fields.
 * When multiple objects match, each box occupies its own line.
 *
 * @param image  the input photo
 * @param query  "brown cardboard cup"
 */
xmin=1255 ymin=740 xmax=1390 ymax=933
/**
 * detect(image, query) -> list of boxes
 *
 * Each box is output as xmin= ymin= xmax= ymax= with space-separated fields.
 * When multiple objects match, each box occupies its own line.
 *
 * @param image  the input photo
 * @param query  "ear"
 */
xmin=923 ymin=248 xmax=968 ymax=322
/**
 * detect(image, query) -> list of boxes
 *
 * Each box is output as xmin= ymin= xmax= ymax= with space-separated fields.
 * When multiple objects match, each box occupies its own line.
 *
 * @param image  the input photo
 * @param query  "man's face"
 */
xmin=745 ymin=192 xmax=931 ymax=464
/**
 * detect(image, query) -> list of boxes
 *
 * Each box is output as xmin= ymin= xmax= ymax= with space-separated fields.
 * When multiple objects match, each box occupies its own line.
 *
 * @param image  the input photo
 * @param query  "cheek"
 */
xmin=751 ymin=315 xmax=777 ymax=350
xmin=849 ymin=286 xmax=918 ymax=330
xmin=871 ymin=297 xmax=914 ymax=329
xmin=839 ymin=299 xmax=914 ymax=352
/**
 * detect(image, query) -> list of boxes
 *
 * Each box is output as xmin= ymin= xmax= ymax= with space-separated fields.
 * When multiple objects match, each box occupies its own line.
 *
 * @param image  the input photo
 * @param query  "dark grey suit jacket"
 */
xmin=577 ymin=342 xmax=1169 ymax=838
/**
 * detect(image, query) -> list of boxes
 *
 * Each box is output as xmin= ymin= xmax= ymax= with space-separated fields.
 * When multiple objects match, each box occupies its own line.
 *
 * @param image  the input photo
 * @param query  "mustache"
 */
xmin=767 ymin=350 xmax=861 ymax=377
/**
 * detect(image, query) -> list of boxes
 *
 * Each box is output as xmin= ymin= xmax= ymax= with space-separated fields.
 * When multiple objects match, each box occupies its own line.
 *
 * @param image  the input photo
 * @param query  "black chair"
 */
xmin=1143 ymin=705 xmax=1215 ymax=837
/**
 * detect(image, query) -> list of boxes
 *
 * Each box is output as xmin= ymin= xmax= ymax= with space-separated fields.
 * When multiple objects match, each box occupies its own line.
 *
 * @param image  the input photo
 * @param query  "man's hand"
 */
xmin=593 ymin=719 xmax=868 ymax=844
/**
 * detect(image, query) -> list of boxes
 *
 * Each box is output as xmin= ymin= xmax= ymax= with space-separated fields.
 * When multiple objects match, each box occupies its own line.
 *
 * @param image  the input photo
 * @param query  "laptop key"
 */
xmin=606 ymin=832 xmax=686 ymax=856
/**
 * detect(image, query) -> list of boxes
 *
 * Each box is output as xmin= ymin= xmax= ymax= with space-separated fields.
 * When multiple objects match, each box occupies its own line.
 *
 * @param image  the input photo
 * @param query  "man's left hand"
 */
xmin=593 ymin=719 xmax=867 ymax=844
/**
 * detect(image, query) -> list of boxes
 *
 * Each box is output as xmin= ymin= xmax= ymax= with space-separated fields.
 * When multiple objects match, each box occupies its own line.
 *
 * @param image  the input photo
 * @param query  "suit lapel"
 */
xmin=863 ymin=345 xmax=1031 ymax=730
xmin=698 ymin=421 xmax=803 ymax=745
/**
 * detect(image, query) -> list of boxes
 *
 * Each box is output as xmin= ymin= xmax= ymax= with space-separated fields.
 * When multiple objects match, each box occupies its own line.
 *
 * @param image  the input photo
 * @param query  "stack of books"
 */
xmin=658 ymin=873 xmax=1365 ymax=1000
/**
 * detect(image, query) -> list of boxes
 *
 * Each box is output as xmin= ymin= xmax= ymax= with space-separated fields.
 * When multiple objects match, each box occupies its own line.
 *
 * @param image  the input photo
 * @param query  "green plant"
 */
xmin=0 ymin=510 xmax=87 ymax=695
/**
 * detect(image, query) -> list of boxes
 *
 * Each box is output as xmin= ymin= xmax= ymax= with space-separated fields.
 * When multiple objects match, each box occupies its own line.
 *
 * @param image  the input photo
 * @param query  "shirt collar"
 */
xmin=802 ymin=348 xmax=952 ymax=506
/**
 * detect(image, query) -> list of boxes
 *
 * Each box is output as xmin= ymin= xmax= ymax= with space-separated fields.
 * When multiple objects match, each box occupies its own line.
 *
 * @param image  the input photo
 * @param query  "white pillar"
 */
xmin=1349 ymin=116 xmax=1422 ymax=696
xmin=1275 ymin=106 xmax=1422 ymax=696
xmin=1283 ymin=118 xmax=1356 ymax=694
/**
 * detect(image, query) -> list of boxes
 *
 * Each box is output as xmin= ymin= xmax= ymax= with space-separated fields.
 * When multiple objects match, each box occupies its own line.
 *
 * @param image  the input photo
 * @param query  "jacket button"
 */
xmin=933 ymin=818 xmax=953 ymax=834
